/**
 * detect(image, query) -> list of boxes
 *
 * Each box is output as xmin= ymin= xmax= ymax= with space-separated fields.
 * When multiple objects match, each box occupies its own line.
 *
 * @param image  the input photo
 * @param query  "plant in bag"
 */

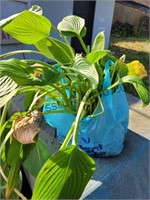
xmin=0 ymin=5 xmax=149 ymax=200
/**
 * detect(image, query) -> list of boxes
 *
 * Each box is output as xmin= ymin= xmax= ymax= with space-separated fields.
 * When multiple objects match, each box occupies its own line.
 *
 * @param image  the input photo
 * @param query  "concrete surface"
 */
xmin=127 ymin=93 xmax=150 ymax=139
xmin=81 ymin=130 xmax=149 ymax=199
xmin=8 ymin=93 xmax=150 ymax=199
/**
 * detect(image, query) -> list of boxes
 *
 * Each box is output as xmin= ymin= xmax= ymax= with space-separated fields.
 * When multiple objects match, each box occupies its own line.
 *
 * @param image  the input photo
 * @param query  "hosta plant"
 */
xmin=0 ymin=5 xmax=149 ymax=200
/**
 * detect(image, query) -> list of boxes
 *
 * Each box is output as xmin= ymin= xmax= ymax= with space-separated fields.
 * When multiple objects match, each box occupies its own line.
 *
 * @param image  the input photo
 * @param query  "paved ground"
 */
xmin=127 ymin=93 xmax=150 ymax=139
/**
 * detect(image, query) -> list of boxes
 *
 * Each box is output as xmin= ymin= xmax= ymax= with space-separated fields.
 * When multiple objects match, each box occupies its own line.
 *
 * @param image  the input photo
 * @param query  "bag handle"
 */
xmin=102 ymin=60 xmax=114 ymax=108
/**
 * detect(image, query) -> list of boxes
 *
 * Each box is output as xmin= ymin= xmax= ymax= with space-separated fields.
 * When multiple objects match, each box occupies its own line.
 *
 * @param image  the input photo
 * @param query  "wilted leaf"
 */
xmin=126 ymin=60 xmax=147 ymax=79
xmin=13 ymin=111 xmax=42 ymax=144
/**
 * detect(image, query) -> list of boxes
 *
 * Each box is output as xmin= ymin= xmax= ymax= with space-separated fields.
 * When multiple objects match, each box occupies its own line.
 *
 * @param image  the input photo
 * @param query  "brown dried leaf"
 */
xmin=13 ymin=110 xmax=41 ymax=144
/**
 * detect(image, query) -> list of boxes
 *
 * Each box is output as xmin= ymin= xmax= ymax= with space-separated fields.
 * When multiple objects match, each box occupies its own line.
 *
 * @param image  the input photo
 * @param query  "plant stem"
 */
xmin=28 ymin=91 xmax=47 ymax=111
xmin=0 ymin=101 xmax=10 ymax=127
xmin=72 ymin=101 xmax=85 ymax=145
xmin=0 ymin=50 xmax=45 ymax=59
xmin=0 ymin=165 xmax=27 ymax=200
xmin=101 ymin=79 xmax=120 ymax=94
xmin=14 ymin=188 xmax=27 ymax=200
xmin=72 ymin=88 xmax=93 ymax=145
xmin=0 ymin=165 xmax=7 ymax=183
xmin=111 ymin=61 xmax=117 ymax=83
xmin=60 ymin=122 xmax=75 ymax=149
xmin=0 ymin=128 xmax=27 ymax=199
xmin=17 ymin=86 xmax=40 ymax=95
xmin=77 ymin=35 xmax=88 ymax=55
xmin=0 ymin=129 xmax=14 ymax=156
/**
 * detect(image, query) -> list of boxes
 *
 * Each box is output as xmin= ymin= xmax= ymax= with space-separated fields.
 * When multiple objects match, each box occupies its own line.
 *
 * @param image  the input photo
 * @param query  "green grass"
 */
xmin=109 ymin=35 xmax=149 ymax=97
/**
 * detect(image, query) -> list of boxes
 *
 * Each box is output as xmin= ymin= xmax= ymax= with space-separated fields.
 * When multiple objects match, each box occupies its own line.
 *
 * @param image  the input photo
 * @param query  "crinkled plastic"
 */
xmin=43 ymin=61 xmax=129 ymax=157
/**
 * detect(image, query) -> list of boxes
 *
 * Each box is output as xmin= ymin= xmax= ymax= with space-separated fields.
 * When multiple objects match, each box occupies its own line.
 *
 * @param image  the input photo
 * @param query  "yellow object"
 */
xmin=127 ymin=60 xmax=147 ymax=79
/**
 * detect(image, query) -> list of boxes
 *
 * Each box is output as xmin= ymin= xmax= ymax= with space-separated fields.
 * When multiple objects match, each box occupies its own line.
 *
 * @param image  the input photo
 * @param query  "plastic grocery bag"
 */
xmin=43 ymin=61 xmax=129 ymax=157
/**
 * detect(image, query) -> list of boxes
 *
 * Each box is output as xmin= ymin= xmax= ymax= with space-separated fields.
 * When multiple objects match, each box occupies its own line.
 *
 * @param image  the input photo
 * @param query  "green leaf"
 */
xmin=35 ymin=37 xmax=74 ymax=64
xmin=0 ymin=161 xmax=10 ymax=199
xmin=24 ymin=92 xmax=36 ymax=111
xmin=0 ymin=76 xmax=18 ymax=109
xmin=32 ymin=145 xmax=95 ymax=200
xmin=72 ymin=54 xmax=99 ymax=88
xmin=0 ymin=5 xmax=42 ymax=29
xmin=3 ymin=10 xmax=51 ymax=44
xmin=57 ymin=15 xmax=86 ymax=37
xmin=42 ymin=67 xmax=65 ymax=85
xmin=0 ymin=113 xmax=21 ymax=139
xmin=48 ymin=38 xmax=75 ymax=64
xmin=86 ymin=50 xmax=108 ymax=64
xmin=121 ymin=75 xmax=149 ymax=106
xmin=92 ymin=31 xmax=105 ymax=51
xmin=35 ymin=38 xmax=53 ymax=59
xmin=6 ymin=162 xmax=21 ymax=199
xmin=0 ymin=58 xmax=42 ymax=86
xmin=118 ymin=63 xmax=129 ymax=78
xmin=0 ymin=161 xmax=22 ymax=199
xmin=80 ymin=26 xmax=87 ymax=37
xmin=6 ymin=138 xmax=23 ymax=166
xmin=23 ymin=139 xmax=51 ymax=177
xmin=101 ymin=54 xmax=117 ymax=67
xmin=0 ymin=13 xmax=20 ymax=29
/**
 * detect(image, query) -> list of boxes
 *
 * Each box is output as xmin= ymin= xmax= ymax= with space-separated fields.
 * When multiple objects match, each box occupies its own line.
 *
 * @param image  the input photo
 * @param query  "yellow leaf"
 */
xmin=127 ymin=60 xmax=147 ymax=79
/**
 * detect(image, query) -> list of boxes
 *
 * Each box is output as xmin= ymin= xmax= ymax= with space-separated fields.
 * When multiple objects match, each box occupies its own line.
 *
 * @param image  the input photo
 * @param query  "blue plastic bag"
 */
xmin=43 ymin=61 xmax=129 ymax=157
